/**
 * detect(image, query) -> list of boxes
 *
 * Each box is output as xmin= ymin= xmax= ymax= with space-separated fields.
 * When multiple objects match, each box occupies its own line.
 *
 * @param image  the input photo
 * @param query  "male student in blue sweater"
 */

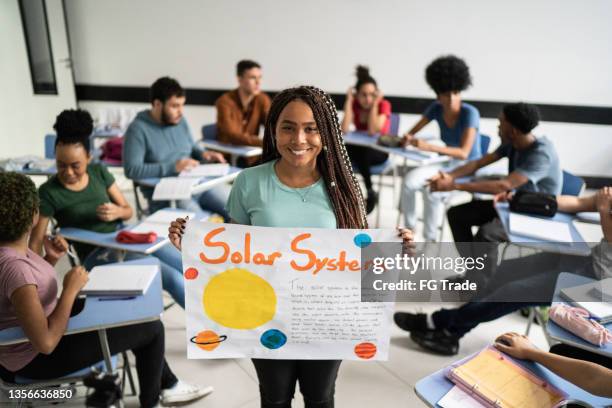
xmin=123 ymin=77 xmax=230 ymax=218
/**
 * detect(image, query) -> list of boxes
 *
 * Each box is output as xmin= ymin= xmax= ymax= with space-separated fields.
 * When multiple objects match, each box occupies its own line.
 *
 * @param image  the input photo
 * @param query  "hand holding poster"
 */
xmin=182 ymin=221 xmax=398 ymax=361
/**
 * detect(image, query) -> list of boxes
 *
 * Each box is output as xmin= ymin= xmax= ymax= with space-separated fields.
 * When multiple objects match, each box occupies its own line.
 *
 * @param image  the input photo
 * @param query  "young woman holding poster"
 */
xmin=169 ymin=86 xmax=414 ymax=408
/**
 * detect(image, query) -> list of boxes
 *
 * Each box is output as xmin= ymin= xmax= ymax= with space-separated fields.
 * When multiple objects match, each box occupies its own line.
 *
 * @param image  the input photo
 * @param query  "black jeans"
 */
xmin=346 ymin=145 xmax=388 ymax=191
xmin=1 ymin=321 xmax=177 ymax=408
xmin=432 ymin=252 xmax=593 ymax=338
xmin=550 ymin=344 xmax=612 ymax=369
xmin=447 ymin=199 xmax=508 ymax=286
xmin=252 ymin=359 xmax=341 ymax=408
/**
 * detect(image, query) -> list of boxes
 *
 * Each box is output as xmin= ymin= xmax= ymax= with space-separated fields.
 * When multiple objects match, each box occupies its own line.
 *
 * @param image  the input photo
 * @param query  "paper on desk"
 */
xmin=81 ymin=264 xmax=158 ymax=296
xmin=403 ymin=145 xmax=438 ymax=158
xmin=509 ymin=213 xmax=573 ymax=243
xmin=573 ymin=220 xmax=604 ymax=243
xmin=179 ymin=163 xmax=229 ymax=178
xmin=438 ymin=386 xmax=486 ymax=408
xmin=152 ymin=177 xmax=197 ymax=201
xmin=130 ymin=209 xmax=195 ymax=236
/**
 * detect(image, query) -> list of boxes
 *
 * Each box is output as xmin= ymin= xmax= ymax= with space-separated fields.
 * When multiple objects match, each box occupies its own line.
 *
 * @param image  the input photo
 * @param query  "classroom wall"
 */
xmin=65 ymin=0 xmax=612 ymax=178
xmin=0 ymin=0 xmax=76 ymax=158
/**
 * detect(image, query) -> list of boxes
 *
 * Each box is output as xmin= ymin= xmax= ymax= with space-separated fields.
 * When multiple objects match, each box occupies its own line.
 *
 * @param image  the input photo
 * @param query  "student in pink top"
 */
xmin=341 ymin=65 xmax=392 ymax=214
xmin=0 ymin=173 xmax=210 ymax=407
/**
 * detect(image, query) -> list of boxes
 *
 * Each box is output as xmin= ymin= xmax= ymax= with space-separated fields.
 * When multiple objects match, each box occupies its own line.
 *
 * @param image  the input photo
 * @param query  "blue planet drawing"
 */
xmin=353 ymin=233 xmax=372 ymax=248
xmin=260 ymin=329 xmax=287 ymax=349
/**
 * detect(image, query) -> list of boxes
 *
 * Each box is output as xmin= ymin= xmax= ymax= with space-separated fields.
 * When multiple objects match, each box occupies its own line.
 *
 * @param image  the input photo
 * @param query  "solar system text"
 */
xmin=198 ymin=227 xmax=361 ymax=275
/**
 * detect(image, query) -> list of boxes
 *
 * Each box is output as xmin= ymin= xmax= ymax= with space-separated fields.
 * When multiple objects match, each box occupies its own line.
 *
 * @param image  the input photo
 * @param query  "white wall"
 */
xmin=66 ymin=0 xmax=612 ymax=177
xmin=0 ymin=0 xmax=76 ymax=158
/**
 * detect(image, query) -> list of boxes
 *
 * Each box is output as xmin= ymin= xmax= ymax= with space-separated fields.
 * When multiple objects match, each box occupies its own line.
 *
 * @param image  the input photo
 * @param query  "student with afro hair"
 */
xmin=399 ymin=55 xmax=482 ymax=241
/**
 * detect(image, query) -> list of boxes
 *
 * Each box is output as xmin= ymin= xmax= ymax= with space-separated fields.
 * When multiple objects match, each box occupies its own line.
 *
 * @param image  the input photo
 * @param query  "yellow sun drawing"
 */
xmin=203 ymin=267 xmax=277 ymax=329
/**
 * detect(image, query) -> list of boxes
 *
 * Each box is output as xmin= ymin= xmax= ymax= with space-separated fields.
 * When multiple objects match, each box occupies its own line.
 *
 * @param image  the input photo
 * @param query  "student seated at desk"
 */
xmin=29 ymin=109 xmax=188 ymax=308
xmin=215 ymin=59 xmax=271 ymax=149
xmin=395 ymin=188 xmax=612 ymax=355
xmin=429 ymin=102 xmax=562 ymax=283
xmin=123 ymin=76 xmax=231 ymax=218
xmin=399 ymin=55 xmax=482 ymax=242
xmin=0 ymin=173 xmax=210 ymax=408
xmin=494 ymin=332 xmax=612 ymax=397
xmin=341 ymin=65 xmax=392 ymax=214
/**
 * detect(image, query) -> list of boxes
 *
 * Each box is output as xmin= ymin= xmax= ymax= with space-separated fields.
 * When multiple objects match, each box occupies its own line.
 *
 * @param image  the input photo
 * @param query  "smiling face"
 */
xmin=55 ymin=142 xmax=90 ymax=186
xmin=274 ymin=100 xmax=322 ymax=169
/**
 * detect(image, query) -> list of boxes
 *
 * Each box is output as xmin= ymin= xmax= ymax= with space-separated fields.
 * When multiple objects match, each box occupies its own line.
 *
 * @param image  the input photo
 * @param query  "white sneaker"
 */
xmin=161 ymin=381 xmax=214 ymax=406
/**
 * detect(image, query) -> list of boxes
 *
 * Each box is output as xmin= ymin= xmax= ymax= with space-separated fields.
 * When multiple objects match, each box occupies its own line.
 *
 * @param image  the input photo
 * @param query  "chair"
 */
xmin=561 ymin=170 xmax=585 ymax=196
xmin=44 ymin=134 xmax=56 ymax=159
xmin=369 ymin=113 xmax=400 ymax=227
xmin=132 ymin=180 xmax=149 ymax=220
xmin=0 ymin=338 xmax=135 ymax=406
xmin=201 ymin=123 xmax=218 ymax=141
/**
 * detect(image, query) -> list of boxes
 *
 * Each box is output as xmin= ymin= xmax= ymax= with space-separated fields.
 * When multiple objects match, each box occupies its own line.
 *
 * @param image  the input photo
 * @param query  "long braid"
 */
xmin=261 ymin=86 xmax=368 ymax=229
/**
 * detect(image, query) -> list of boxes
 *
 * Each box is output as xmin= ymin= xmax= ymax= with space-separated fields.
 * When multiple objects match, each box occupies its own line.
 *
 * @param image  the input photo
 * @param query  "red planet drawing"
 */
xmin=354 ymin=342 xmax=377 ymax=359
xmin=184 ymin=267 xmax=199 ymax=280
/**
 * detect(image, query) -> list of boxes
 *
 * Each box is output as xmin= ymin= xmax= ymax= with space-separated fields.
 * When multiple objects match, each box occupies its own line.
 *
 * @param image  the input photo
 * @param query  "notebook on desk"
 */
xmin=152 ymin=177 xmax=198 ymax=200
xmin=446 ymin=347 xmax=567 ymax=408
xmin=509 ymin=212 xmax=573 ymax=243
xmin=179 ymin=163 xmax=229 ymax=178
xmin=129 ymin=209 xmax=195 ymax=237
xmin=81 ymin=264 xmax=158 ymax=296
xmin=560 ymin=278 xmax=612 ymax=324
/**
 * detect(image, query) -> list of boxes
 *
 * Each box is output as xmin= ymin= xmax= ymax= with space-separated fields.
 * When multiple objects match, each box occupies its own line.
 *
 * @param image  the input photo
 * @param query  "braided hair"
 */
xmin=261 ymin=86 xmax=368 ymax=229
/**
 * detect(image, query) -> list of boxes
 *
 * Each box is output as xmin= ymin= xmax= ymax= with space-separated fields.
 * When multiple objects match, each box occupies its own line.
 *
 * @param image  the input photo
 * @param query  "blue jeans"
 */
xmin=432 ymin=252 xmax=593 ymax=337
xmin=147 ymin=185 xmax=231 ymax=220
xmin=83 ymin=244 xmax=185 ymax=308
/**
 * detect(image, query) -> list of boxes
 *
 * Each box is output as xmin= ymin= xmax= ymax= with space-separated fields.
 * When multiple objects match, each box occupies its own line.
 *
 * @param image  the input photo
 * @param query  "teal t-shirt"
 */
xmin=225 ymin=160 xmax=337 ymax=228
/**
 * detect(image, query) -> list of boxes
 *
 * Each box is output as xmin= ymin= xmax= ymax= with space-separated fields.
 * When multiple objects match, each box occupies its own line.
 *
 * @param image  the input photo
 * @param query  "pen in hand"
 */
xmin=48 ymin=229 xmax=78 ymax=260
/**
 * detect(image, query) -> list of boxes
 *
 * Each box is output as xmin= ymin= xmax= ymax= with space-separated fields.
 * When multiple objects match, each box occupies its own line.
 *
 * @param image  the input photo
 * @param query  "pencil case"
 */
xmin=549 ymin=304 xmax=612 ymax=347
xmin=116 ymin=230 xmax=158 ymax=244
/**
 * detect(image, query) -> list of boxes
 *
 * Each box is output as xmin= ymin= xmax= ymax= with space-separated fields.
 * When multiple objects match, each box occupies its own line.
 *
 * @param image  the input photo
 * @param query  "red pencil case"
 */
xmin=116 ymin=230 xmax=157 ymax=244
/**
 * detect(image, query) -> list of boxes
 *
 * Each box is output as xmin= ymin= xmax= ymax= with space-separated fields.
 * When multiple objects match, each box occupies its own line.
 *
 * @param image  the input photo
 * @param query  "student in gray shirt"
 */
xmin=427 ymin=102 xmax=562 ymax=283
xmin=123 ymin=77 xmax=231 ymax=218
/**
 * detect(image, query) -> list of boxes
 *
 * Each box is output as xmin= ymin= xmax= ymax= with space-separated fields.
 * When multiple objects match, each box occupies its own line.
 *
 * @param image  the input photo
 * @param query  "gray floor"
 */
xmin=49 ymin=170 xmax=550 ymax=407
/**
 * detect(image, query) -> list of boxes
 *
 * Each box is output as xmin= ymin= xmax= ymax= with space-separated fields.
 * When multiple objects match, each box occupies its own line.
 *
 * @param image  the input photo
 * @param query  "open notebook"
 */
xmin=179 ymin=163 xmax=229 ymax=178
xmin=130 ymin=209 xmax=195 ymax=237
xmin=81 ymin=264 xmax=159 ymax=296
xmin=446 ymin=347 xmax=567 ymax=408
xmin=508 ymin=212 xmax=573 ymax=243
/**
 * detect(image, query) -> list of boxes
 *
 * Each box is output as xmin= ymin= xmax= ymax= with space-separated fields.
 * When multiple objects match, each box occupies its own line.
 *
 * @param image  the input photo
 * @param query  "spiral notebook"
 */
xmin=446 ymin=347 xmax=567 ymax=408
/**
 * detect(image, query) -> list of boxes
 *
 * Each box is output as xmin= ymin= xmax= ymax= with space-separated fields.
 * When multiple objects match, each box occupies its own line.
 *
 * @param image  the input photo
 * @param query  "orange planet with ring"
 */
xmin=190 ymin=330 xmax=227 ymax=351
